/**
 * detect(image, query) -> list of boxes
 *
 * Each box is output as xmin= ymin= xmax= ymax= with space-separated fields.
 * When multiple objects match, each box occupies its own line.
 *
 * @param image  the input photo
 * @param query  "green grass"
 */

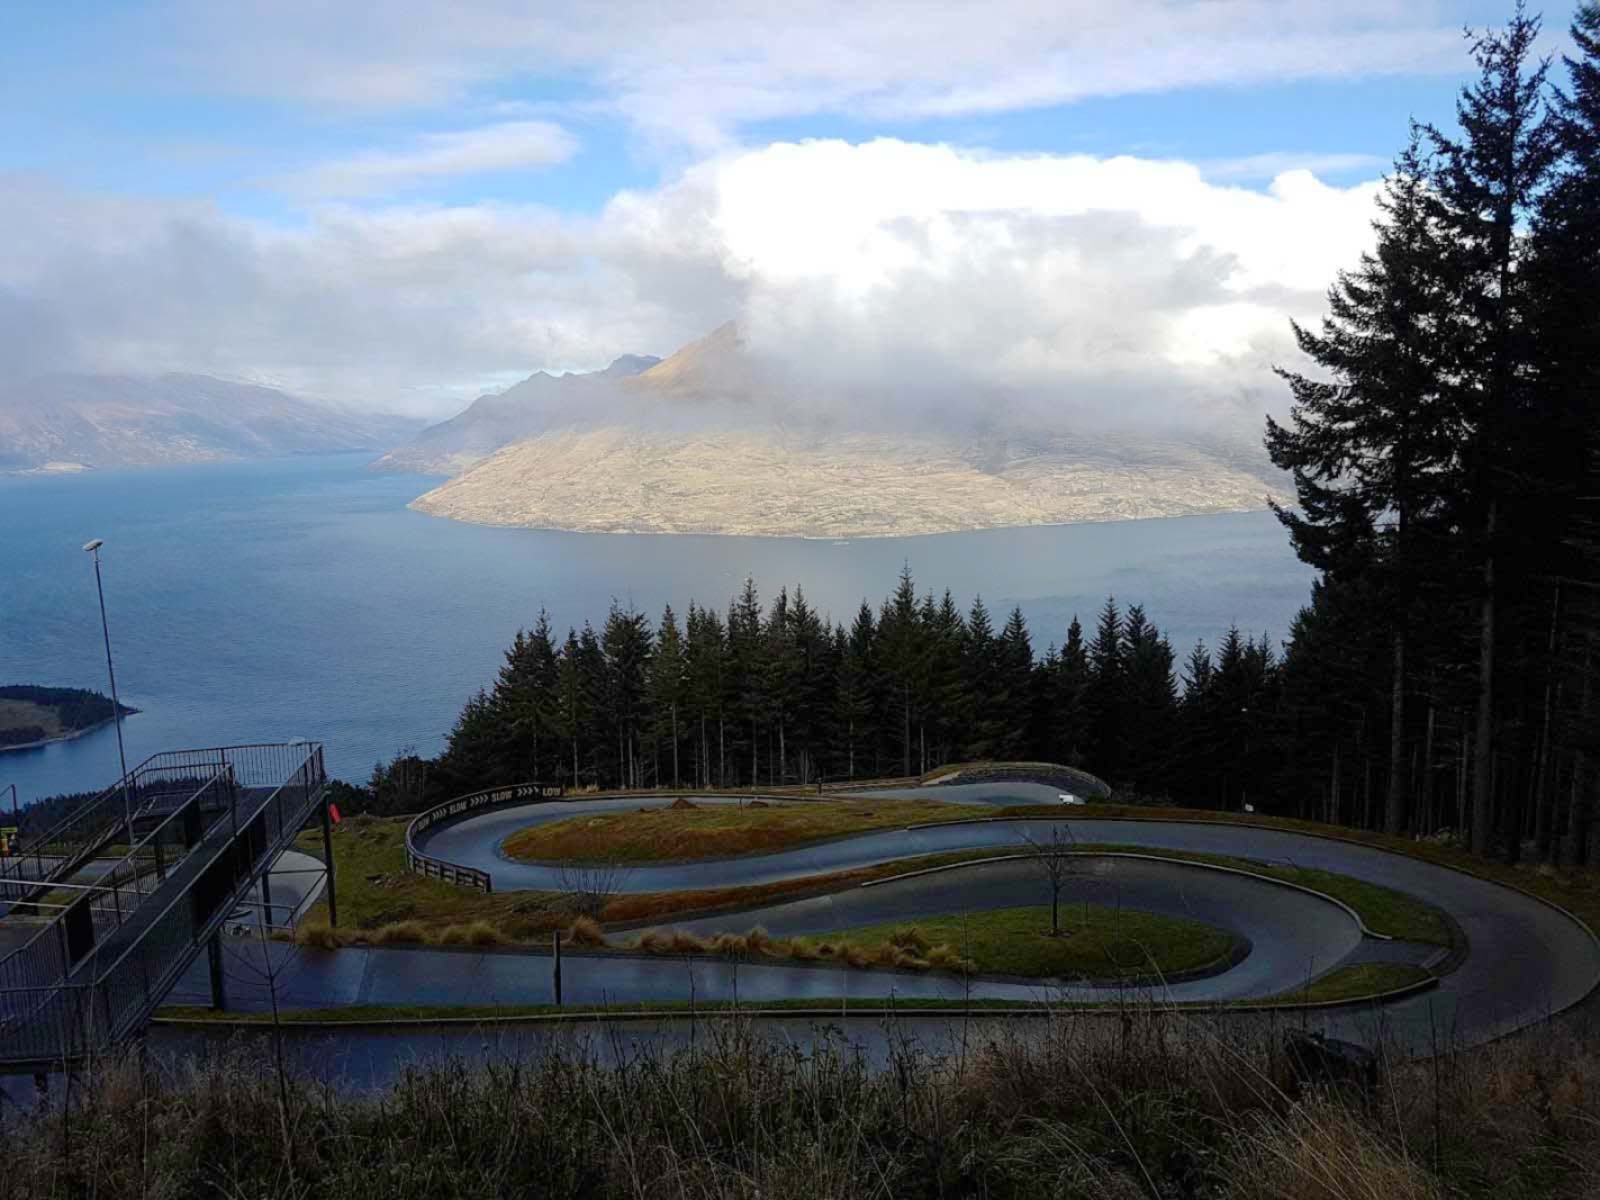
xmin=500 ymin=797 xmax=997 ymax=863
xmin=291 ymin=816 xmax=571 ymax=940
xmin=152 ymin=959 xmax=1426 ymax=1026
xmin=1267 ymin=962 xmax=1434 ymax=1005
xmin=821 ymin=903 xmax=1240 ymax=980
xmin=1043 ymin=845 xmax=1455 ymax=947
xmin=155 ymin=997 xmax=1060 ymax=1024
xmin=299 ymin=816 xmax=1456 ymax=972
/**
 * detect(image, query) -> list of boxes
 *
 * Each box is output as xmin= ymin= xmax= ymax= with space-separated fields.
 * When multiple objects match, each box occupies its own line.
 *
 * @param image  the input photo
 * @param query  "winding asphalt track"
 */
xmin=165 ymin=785 xmax=1600 ymax=1054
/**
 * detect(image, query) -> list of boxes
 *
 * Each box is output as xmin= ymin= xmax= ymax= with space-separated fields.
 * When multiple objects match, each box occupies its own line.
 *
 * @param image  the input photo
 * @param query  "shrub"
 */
xmin=564 ymin=915 xmax=608 ymax=947
xmin=371 ymin=920 xmax=431 ymax=945
xmin=437 ymin=920 xmax=506 ymax=947
xmin=292 ymin=922 xmax=344 ymax=950
xmin=888 ymin=926 xmax=930 ymax=954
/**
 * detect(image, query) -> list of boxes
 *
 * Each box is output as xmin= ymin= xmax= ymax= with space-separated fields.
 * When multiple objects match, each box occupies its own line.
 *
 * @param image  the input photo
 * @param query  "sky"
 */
xmin=0 ymin=1 xmax=1580 ymax=419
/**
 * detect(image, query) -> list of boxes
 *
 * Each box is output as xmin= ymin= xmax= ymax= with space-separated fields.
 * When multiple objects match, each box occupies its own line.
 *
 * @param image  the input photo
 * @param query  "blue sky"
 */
xmin=0 ymin=1 xmax=1583 ymax=412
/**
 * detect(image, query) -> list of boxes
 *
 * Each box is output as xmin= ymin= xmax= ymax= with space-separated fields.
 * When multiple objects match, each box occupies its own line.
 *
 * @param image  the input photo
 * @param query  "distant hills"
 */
xmin=389 ymin=323 xmax=1288 ymax=539
xmin=371 ymin=352 xmax=662 ymax=476
xmin=0 ymin=684 xmax=135 ymax=752
xmin=0 ymin=373 xmax=422 ymax=472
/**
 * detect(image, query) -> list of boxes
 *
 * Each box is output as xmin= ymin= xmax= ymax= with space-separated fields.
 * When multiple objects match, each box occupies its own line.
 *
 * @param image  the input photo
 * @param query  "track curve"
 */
xmin=409 ymin=785 xmax=1600 ymax=1049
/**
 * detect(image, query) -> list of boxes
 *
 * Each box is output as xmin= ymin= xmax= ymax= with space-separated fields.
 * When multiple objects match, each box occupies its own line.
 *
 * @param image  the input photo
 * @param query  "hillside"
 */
xmin=0 ymin=374 xmax=421 ymax=472
xmin=398 ymin=323 xmax=1286 ymax=538
xmin=409 ymin=425 xmax=1283 ymax=538
xmin=371 ymin=354 xmax=661 ymax=476
xmin=0 ymin=684 xmax=135 ymax=751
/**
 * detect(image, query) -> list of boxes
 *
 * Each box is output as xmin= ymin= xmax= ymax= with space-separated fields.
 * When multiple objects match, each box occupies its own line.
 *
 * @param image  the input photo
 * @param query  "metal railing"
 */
xmin=0 ymin=743 xmax=327 ymax=1069
xmin=0 ymin=749 xmax=243 ymax=900
xmin=405 ymin=781 xmax=564 ymax=894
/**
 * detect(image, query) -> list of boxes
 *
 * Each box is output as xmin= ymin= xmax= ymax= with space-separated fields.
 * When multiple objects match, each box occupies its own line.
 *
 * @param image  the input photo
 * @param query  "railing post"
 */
xmin=320 ymin=793 xmax=338 ymax=927
xmin=207 ymin=933 xmax=226 ymax=1012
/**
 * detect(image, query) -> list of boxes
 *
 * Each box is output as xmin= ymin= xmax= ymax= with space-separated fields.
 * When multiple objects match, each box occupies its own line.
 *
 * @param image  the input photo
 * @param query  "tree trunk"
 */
xmin=1329 ymin=743 xmax=1341 ymax=825
xmin=1470 ymin=500 xmax=1497 ymax=856
xmin=1386 ymin=627 xmax=1407 ymax=834
xmin=1421 ymin=700 xmax=1437 ymax=836
xmin=1564 ymin=639 xmax=1595 ymax=866
xmin=672 ymin=704 xmax=680 ymax=789
xmin=1534 ymin=584 xmax=1563 ymax=861
xmin=902 ymin=692 xmax=911 ymax=778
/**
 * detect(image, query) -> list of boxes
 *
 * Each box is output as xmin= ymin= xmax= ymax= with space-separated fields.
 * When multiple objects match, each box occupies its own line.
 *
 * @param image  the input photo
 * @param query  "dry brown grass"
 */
xmin=564 ymin=914 xmax=608 ymax=947
xmin=369 ymin=920 xmax=431 ymax=945
xmin=501 ymin=797 xmax=995 ymax=863
xmin=18 ymin=1009 xmax=1600 ymax=1197
xmin=436 ymin=920 xmax=507 ymax=947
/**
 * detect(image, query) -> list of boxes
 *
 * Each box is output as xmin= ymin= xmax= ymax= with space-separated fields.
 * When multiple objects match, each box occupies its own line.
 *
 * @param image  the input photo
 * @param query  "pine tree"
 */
xmin=1427 ymin=4 xmax=1558 ymax=854
xmin=877 ymin=566 xmax=926 ymax=775
xmin=1055 ymin=617 xmax=1091 ymax=767
xmin=1267 ymin=131 xmax=1459 ymax=834
xmin=997 ymin=606 xmax=1034 ymax=760
xmin=1086 ymin=598 xmax=1125 ymax=780
xmin=963 ymin=595 xmax=1003 ymax=760
xmin=835 ymin=603 xmax=876 ymax=779
xmin=728 ymin=578 xmax=766 ymax=785
xmin=650 ymin=605 xmax=687 ymax=788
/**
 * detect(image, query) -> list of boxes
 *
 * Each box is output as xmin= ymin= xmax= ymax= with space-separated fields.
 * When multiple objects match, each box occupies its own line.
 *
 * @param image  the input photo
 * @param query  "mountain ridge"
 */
xmin=0 ymin=372 xmax=422 ymax=472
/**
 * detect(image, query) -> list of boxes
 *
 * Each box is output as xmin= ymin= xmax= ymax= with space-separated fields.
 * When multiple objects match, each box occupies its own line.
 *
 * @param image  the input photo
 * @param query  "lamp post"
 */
xmin=83 ymin=539 xmax=133 ymax=834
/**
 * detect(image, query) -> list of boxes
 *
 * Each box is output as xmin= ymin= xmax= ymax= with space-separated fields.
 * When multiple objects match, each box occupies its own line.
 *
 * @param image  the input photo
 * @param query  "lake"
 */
xmin=0 ymin=454 xmax=1313 ymax=802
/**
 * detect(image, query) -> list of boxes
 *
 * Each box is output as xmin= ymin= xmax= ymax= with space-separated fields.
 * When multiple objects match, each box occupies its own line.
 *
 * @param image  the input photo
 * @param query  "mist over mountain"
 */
xmin=371 ymin=352 xmax=662 ymax=476
xmin=390 ymin=323 xmax=1287 ymax=538
xmin=0 ymin=374 xmax=423 ymax=472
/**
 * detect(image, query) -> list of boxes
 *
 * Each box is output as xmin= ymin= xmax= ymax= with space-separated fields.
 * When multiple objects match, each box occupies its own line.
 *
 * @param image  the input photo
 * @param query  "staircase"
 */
xmin=0 ymin=743 xmax=328 ymax=1072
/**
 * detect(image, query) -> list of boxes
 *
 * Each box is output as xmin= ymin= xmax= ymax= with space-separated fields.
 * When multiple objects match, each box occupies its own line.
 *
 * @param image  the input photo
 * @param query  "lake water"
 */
xmin=0 ymin=454 xmax=1312 ymax=803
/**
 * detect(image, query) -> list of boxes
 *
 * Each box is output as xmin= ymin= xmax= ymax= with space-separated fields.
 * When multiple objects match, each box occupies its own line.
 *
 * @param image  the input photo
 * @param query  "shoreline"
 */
xmin=405 ymin=498 xmax=1276 ymax=542
xmin=0 ymin=710 xmax=137 ymax=755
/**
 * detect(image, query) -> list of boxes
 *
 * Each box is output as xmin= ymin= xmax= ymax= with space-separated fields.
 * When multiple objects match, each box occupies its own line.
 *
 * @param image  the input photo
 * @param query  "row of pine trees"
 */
xmin=1266 ymin=4 xmax=1600 ymax=862
xmin=413 ymin=5 xmax=1598 ymax=865
xmin=426 ymin=569 xmax=1281 ymax=816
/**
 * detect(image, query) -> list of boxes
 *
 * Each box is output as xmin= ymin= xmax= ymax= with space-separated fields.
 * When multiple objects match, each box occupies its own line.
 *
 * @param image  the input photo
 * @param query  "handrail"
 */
xmin=0 ymin=742 xmax=328 ymax=1068
xmin=0 ymin=766 xmax=228 ymax=980
xmin=92 ymin=746 xmax=319 ymax=990
xmin=405 ymin=781 xmax=564 ymax=894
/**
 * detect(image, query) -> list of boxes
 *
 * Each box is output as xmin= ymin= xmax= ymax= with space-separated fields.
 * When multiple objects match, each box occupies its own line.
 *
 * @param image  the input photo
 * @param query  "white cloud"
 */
xmin=0 ymin=140 xmax=1381 ymax=427
xmin=150 ymin=1 xmax=1470 ymax=146
xmin=1199 ymin=151 xmax=1390 ymax=182
xmin=278 ymin=120 xmax=578 ymax=198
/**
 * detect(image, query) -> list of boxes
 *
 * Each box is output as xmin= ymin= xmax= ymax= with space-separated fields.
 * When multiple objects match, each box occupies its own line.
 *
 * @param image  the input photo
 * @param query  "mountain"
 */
xmin=399 ymin=323 xmax=1288 ymax=539
xmin=0 ymin=373 xmax=422 ymax=472
xmin=408 ymin=426 xmax=1284 ymax=538
xmin=371 ymin=353 xmax=661 ymax=476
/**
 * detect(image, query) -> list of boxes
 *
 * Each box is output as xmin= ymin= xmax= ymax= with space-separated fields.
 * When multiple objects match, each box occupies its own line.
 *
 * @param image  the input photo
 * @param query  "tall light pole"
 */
xmin=83 ymin=539 xmax=133 ymax=834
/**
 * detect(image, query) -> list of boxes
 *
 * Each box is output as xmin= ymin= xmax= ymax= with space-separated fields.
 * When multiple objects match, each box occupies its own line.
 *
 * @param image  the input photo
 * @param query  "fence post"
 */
xmin=207 ymin=933 xmax=226 ymax=1011
xmin=553 ymin=931 xmax=562 ymax=1006
xmin=321 ymin=793 xmax=338 ymax=927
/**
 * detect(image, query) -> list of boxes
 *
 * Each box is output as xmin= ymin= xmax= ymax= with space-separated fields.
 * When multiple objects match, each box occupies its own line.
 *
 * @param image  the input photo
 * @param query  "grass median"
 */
xmin=293 ymin=816 xmax=1455 ymax=962
xmin=499 ymin=796 xmax=996 ymax=863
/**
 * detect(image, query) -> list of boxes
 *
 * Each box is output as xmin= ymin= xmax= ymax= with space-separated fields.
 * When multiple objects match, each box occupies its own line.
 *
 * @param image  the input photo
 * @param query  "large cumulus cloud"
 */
xmin=0 ymin=139 xmax=1380 ymax=425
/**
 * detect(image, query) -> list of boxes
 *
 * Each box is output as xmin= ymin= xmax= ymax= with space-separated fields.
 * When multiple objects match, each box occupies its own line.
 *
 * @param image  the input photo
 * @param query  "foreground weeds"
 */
xmin=6 ymin=1011 xmax=1600 ymax=1198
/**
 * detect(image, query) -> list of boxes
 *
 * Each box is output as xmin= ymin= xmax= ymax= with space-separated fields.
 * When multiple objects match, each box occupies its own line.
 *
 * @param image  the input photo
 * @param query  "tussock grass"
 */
xmin=436 ymin=920 xmax=506 ymax=947
xmin=564 ymin=915 xmax=608 ymax=947
xmin=369 ymin=919 xmax=430 ymax=945
xmin=23 ymin=1014 xmax=1600 ymax=1198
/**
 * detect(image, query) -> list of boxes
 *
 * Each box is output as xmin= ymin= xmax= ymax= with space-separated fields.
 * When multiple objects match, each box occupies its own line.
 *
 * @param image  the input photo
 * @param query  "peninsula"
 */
xmin=0 ymin=685 xmax=136 ymax=752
